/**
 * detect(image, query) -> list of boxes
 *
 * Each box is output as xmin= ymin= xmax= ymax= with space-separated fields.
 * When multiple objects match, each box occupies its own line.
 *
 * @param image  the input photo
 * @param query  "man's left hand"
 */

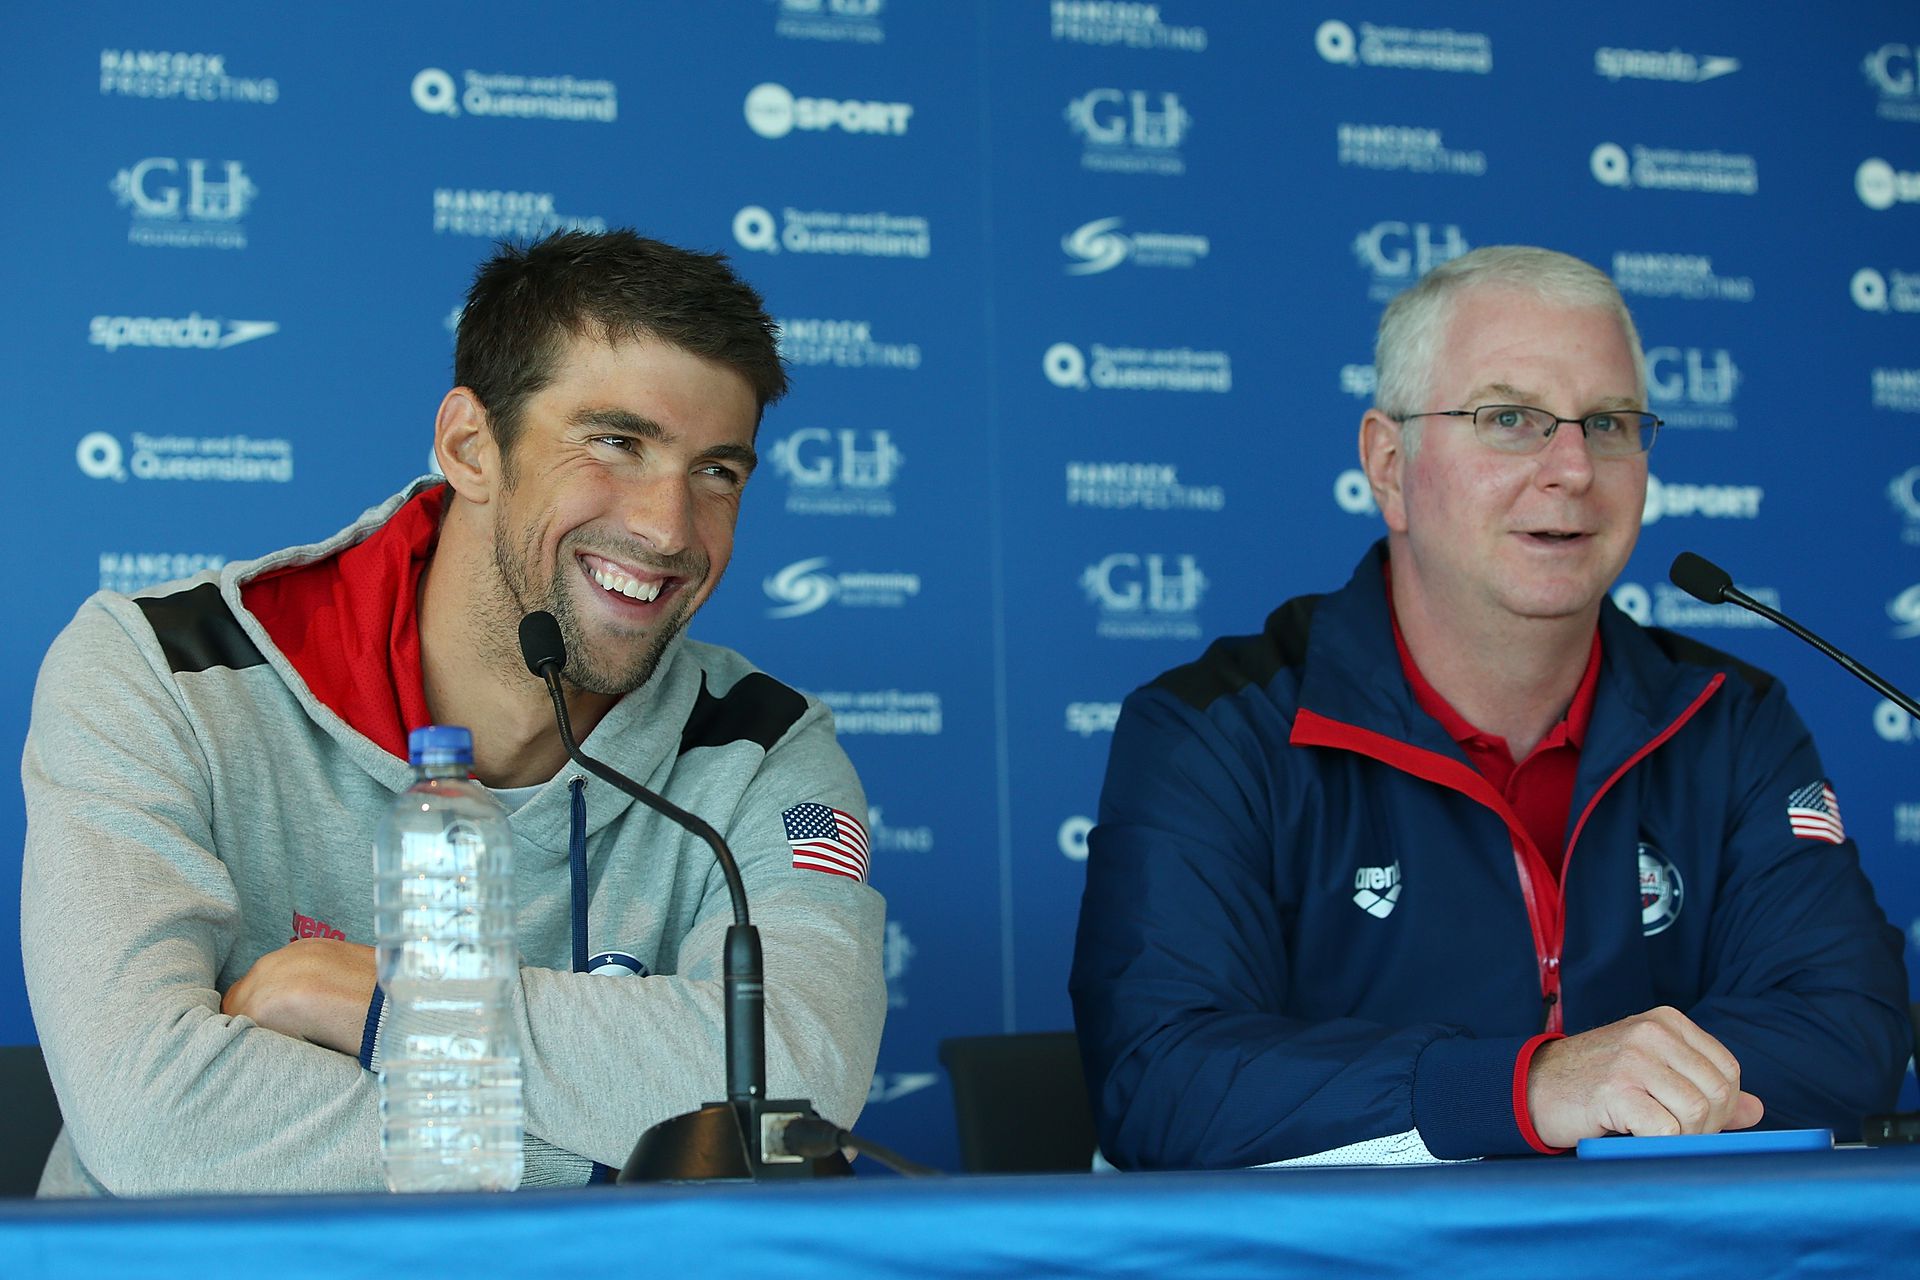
xmin=222 ymin=938 xmax=376 ymax=1056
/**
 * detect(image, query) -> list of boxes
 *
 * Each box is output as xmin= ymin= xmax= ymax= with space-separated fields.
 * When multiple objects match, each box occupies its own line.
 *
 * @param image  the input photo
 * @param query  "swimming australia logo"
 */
xmin=1353 ymin=861 xmax=1401 ymax=918
xmin=1638 ymin=843 xmax=1684 ymax=936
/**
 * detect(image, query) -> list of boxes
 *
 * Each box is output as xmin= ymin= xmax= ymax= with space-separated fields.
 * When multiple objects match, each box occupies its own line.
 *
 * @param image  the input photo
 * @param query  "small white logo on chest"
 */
xmin=1353 ymin=861 xmax=1402 ymax=919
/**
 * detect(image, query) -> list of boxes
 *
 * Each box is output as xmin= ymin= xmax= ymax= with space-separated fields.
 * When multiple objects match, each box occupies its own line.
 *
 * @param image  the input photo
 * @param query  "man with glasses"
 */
xmin=1071 ymin=245 xmax=1909 ymax=1169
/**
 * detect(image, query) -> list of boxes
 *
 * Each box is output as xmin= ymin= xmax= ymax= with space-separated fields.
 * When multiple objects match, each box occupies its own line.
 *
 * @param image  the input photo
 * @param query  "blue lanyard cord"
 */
xmin=569 ymin=775 xmax=589 ymax=974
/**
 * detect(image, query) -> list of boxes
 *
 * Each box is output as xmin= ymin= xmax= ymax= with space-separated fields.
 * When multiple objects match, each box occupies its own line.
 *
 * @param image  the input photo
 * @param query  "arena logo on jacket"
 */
xmin=782 ymin=802 xmax=871 ymax=883
xmin=1352 ymin=861 xmax=1401 ymax=919
xmin=1638 ymin=844 xmax=1684 ymax=936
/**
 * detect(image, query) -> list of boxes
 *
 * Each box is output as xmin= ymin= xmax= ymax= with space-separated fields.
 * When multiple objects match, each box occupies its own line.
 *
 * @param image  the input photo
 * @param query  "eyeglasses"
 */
xmin=1398 ymin=404 xmax=1661 ymax=458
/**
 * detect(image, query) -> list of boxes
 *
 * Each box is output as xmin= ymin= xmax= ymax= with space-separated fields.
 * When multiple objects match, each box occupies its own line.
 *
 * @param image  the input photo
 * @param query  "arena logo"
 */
xmin=1873 ymin=367 xmax=1920 ymax=413
xmin=867 ymin=805 xmax=933 ymax=855
xmin=432 ymin=188 xmax=606 ymax=239
xmin=1646 ymin=346 xmax=1739 ymax=430
xmin=1065 ymin=88 xmax=1191 ymax=175
xmin=1852 ymin=267 xmax=1920 ymax=313
xmin=1058 ymin=815 xmax=1093 ymax=861
xmin=1044 ymin=342 xmax=1230 ymax=392
xmin=76 ymin=431 xmax=293 ymax=484
xmin=1640 ymin=475 xmax=1763 ymax=525
xmin=1065 ymin=701 xmax=1122 ymax=736
xmin=1611 ymin=251 xmax=1754 ymax=303
xmin=112 ymin=157 xmax=255 ymax=250
xmin=1051 ymin=3 xmax=1206 ymax=52
xmin=1890 ymin=584 xmax=1920 ymax=639
xmin=1590 ymin=142 xmax=1758 ymax=195
xmin=1855 ymin=158 xmax=1920 ymax=210
xmin=1066 ymin=460 xmax=1225 ymax=512
xmin=1340 ymin=364 xmax=1377 ymax=399
xmin=1352 ymin=220 xmax=1470 ymax=300
xmin=100 ymin=49 xmax=278 ymax=104
xmin=776 ymin=317 xmax=921 ymax=369
xmin=1334 ymin=468 xmax=1378 ymax=516
xmin=1864 ymin=44 xmax=1920 ymax=123
xmin=764 ymin=557 xmax=920 ymax=617
xmin=1593 ymin=47 xmax=1740 ymax=83
xmin=775 ymin=0 xmax=886 ymax=45
xmin=767 ymin=428 xmax=904 ymax=517
xmin=99 ymin=551 xmax=227 ymax=595
xmin=88 ymin=314 xmax=277 ymax=353
xmin=1081 ymin=552 xmax=1208 ymax=640
xmin=1610 ymin=581 xmax=1779 ymax=631
xmin=744 ymin=82 xmax=911 ymax=138
xmin=1877 ymin=699 xmax=1920 ymax=744
xmin=410 ymin=67 xmax=617 ymax=123
xmin=733 ymin=205 xmax=931 ymax=259
xmin=1895 ymin=467 xmax=1920 ymax=546
xmin=1337 ymin=124 xmax=1486 ymax=176
xmin=1315 ymin=20 xmax=1492 ymax=74
xmin=813 ymin=689 xmax=943 ymax=735
xmin=883 ymin=921 xmax=915 ymax=1010
xmin=1061 ymin=217 xmax=1210 ymax=274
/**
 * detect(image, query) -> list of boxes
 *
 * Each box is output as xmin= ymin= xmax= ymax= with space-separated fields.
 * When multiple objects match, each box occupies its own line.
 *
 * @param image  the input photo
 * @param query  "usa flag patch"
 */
xmin=1786 ymin=779 xmax=1845 ymax=845
xmin=782 ymin=802 xmax=871 ymax=882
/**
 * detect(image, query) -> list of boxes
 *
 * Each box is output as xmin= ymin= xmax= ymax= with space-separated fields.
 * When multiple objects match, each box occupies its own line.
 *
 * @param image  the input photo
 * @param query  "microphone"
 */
xmin=515 ymin=611 xmax=847 ymax=1181
xmin=1666 ymin=554 xmax=1920 ymax=720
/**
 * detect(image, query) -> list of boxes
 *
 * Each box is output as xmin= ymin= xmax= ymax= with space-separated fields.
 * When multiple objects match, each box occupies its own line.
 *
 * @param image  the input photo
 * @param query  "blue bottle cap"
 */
xmin=408 ymin=724 xmax=474 ymax=766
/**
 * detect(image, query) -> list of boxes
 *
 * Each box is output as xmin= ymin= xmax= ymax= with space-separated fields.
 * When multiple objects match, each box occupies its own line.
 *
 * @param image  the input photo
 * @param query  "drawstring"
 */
xmin=569 ymin=776 xmax=589 ymax=974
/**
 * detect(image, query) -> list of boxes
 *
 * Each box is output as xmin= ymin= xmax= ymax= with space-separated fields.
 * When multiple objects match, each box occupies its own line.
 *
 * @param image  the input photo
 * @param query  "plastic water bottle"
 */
xmin=373 ymin=725 xmax=523 ymax=1192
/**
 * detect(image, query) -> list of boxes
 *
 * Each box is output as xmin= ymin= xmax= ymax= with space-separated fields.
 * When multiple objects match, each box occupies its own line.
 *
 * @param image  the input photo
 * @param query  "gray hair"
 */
xmin=1373 ymin=246 xmax=1647 ymax=433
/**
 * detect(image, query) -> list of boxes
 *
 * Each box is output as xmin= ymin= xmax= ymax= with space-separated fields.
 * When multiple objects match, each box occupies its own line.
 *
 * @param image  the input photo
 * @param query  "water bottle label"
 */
xmin=587 ymin=951 xmax=647 ymax=977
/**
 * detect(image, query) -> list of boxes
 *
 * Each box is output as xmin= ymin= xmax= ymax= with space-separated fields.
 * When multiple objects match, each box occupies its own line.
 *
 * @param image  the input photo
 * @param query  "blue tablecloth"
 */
xmin=4 ymin=1147 xmax=1917 ymax=1279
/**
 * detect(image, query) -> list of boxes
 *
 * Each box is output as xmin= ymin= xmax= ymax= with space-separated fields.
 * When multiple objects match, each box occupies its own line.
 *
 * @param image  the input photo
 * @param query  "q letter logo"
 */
xmin=412 ymin=68 xmax=458 ymax=116
xmin=77 ymin=432 xmax=126 ymax=481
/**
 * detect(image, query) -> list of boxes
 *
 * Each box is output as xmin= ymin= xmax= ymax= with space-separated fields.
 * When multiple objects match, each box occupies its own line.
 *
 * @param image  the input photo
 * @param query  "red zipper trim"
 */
xmin=1291 ymin=675 xmax=1725 ymax=1035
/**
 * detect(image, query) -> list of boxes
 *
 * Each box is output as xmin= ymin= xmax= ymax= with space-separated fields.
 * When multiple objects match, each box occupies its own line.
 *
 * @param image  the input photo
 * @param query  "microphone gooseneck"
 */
xmin=1666 ymin=554 xmax=1920 ymax=720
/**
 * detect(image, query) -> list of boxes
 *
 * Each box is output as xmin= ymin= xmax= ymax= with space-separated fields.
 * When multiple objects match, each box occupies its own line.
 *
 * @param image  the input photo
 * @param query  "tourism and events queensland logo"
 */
xmin=734 ymin=205 xmax=930 ymax=259
xmin=111 ymin=157 xmax=256 ymax=249
xmin=76 ymin=430 xmax=293 ymax=483
xmin=411 ymin=66 xmax=616 ymax=122
xmin=1315 ymin=20 xmax=1491 ymax=73
xmin=1590 ymin=142 xmax=1757 ymax=195
xmin=1852 ymin=267 xmax=1920 ymax=313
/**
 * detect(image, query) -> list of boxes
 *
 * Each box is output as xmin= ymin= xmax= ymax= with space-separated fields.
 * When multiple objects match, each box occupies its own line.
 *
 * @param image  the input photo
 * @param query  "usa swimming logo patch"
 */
xmin=1638 ymin=843 xmax=1684 ymax=936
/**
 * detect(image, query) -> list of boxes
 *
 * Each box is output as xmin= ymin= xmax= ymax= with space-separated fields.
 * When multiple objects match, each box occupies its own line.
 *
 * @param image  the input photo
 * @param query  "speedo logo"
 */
xmin=89 ymin=313 xmax=279 ymax=353
xmin=1353 ymin=861 xmax=1402 ymax=919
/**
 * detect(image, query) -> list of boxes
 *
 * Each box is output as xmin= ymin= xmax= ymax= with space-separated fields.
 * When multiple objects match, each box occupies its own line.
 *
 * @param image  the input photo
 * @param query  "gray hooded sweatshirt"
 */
xmin=20 ymin=481 xmax=887 ymax=1195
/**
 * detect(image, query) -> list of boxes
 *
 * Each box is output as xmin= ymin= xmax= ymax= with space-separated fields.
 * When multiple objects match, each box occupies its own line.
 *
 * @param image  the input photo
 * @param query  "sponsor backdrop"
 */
xmin=4 ymin=3 xmax=1918 ymax=1172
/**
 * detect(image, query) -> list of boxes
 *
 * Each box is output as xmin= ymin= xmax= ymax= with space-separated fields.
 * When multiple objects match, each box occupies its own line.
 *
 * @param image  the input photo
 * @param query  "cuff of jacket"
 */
xmin=358 ymin=984 xmax=387 ymax=1073
xmin=1511 ymin=1032 xmax=1568 ymax=1155
xmin=1411 ymin=1033 xmax=1545 ymax=1158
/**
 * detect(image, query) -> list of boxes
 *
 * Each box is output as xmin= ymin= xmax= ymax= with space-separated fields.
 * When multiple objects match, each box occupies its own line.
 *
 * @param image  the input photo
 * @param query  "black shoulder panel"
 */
xmin=1644 ymin=626 xmax=1776 ymax=696
xmin=679 ymin=671 xmax=808 ymax=755
xmin=134 ymin=582 xmax=267 ymax=674
xmin=1153 ymin=594 xmax=1319 ymax=712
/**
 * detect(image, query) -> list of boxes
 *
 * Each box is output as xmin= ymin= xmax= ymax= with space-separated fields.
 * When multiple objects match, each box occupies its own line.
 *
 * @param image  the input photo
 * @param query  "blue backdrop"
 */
xmin=5 ymin=3 xmax=1917 ymax=1174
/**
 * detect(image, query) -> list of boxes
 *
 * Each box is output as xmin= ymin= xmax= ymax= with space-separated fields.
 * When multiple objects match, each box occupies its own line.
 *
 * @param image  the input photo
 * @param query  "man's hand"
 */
xmin=1526 ymin=1006 xmax=1764 ymax=1149
xmin=221 ymin=938 xmax=377 ymax=1057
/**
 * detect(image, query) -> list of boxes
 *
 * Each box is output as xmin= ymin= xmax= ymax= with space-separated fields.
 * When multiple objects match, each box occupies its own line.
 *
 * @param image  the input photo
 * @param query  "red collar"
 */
xmin=242 ymin=486 xmax=447 ymax=760
xmin=1385 ymin=568 xmax=1602 ymax=762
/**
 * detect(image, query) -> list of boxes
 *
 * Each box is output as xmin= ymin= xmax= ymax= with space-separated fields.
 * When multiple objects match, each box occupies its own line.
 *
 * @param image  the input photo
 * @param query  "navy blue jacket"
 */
xmin=1070 ymin=542 xmax=1910 ymax=1168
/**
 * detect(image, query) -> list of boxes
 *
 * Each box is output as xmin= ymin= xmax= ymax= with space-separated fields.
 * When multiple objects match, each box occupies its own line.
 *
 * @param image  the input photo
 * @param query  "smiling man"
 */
xmin=21 ymin=230 xmax=885 ymax=1195
xmin=1071 ymin=245 xmax=1910 ymax=1168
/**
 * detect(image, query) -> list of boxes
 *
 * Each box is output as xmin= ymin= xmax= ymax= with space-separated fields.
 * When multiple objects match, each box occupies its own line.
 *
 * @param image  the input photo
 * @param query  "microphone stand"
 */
xmin=521 ymin=614 xmax=847 ymax=1181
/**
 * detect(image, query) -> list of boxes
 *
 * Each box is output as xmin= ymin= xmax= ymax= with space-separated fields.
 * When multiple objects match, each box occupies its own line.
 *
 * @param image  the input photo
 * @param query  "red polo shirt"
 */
xmin=1388 ymin=606 xmax=1603 ymax=882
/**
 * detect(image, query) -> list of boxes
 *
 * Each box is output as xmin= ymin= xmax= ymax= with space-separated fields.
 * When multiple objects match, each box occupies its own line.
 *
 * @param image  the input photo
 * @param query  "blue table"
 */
xmin=4 ymin=1147 xmax=1916 ymax=1279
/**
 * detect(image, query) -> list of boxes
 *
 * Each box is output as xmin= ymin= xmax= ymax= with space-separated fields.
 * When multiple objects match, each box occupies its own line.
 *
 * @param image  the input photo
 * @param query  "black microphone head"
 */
xmin=1669 ymin=552 xmax=1734 ymax=604
xmin=518 ymin=611 xmax=567 ymax=678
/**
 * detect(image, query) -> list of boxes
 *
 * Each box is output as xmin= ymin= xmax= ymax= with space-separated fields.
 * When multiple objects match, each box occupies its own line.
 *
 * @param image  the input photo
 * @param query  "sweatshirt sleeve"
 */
xmin=20 ymin=598 xmax=387 ymax=1195
xmin=507 ymin=694 xmax=886 ymax=1169
xmin=1069 ymin=685 xmax=1540 ymax=1169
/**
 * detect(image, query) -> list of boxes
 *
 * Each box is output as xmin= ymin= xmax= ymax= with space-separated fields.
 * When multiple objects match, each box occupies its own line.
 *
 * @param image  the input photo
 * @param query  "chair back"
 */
xmin=938 ymin=1031 xmax=1098 ymax=1174
xmin=0 ymin=1044 xmax=60 ymax=1197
